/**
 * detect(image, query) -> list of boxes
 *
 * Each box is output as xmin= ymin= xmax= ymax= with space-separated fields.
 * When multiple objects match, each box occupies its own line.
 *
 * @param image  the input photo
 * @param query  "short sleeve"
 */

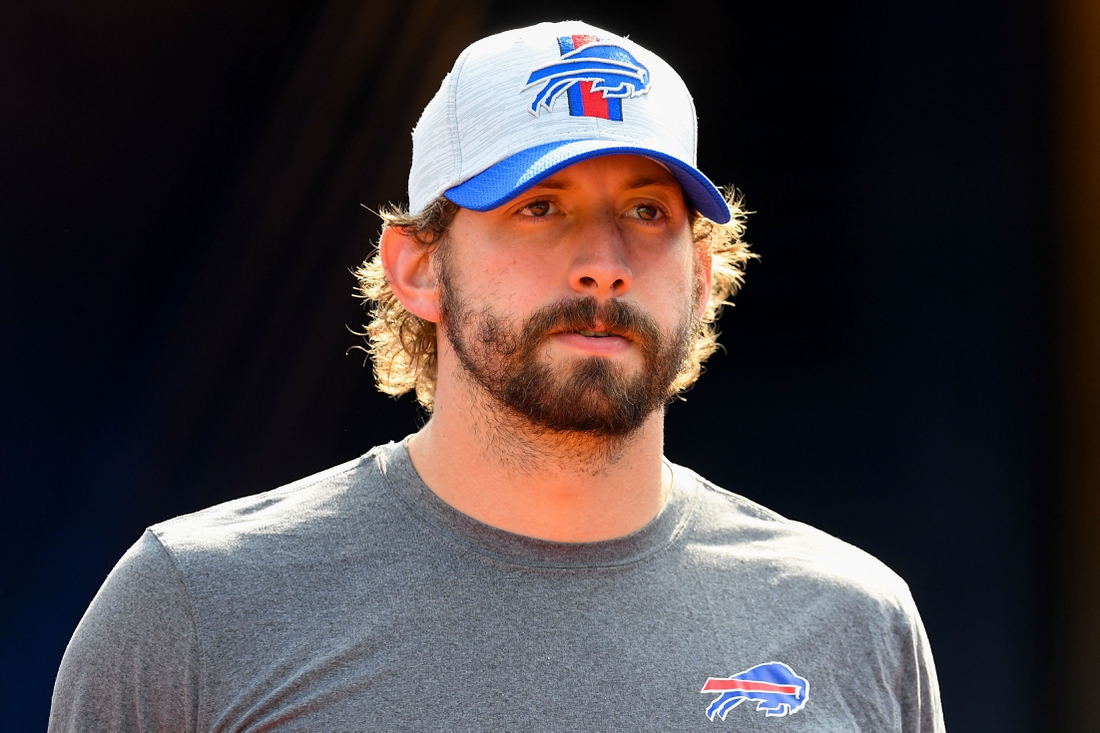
xmin=49 ymin=530 xmax=200 ymax=733
xmin=898 ymin=602 xmax=946 ymax=733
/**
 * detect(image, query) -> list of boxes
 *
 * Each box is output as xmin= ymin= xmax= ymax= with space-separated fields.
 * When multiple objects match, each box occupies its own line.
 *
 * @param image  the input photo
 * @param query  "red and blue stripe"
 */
xmin=556 ymin=35 xmax=623 ymax=121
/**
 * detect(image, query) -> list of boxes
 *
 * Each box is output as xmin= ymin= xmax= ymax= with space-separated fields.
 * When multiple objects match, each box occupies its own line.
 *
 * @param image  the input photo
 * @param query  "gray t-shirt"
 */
xmin=50 ymin=440 xmax=944 ymax=732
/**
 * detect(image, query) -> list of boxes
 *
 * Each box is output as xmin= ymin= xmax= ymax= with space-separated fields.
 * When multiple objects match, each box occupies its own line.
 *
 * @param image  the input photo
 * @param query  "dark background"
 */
xmin=2 ymin=1 xmax=1095 ymax=731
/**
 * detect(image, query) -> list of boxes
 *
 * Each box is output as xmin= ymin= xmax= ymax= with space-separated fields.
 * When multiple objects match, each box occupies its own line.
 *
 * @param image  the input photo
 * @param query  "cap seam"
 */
xmin=446 ymin=45 xmax=471 ymax=188
xmin=688 ymin=92 xmax=699 ymax=163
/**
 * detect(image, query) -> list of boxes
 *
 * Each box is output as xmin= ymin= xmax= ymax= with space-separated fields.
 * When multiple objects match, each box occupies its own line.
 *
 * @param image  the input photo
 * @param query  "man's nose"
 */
xmin=566 ymin=216 xmax=633 ymax=299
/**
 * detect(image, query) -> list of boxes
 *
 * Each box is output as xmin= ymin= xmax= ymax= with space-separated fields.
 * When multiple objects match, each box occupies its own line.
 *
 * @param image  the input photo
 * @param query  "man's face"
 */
xmin=436 ymin=154 xmax=708 ymax=437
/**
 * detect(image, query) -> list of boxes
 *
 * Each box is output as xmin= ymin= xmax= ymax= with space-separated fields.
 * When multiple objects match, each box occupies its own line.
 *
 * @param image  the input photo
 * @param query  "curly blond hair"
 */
xmin=353 ymin=191 xmax=753 ymax=409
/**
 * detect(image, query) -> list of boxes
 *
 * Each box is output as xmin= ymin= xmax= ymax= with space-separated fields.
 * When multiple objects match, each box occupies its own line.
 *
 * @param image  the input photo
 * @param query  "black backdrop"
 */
xmin=1 ymin=1 xmax=1054 ymax=730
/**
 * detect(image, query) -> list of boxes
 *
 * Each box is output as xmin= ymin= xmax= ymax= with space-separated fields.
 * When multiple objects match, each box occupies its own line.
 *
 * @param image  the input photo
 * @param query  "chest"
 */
xmin=186 ymin=553 xmax=903 ymax=731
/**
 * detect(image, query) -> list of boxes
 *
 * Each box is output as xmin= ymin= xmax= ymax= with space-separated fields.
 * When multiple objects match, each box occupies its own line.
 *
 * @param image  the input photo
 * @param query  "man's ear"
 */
xmin=694 ymin=242 xmax=713 ymax=320
xmin=380 ymin=226 xmax=441 ymax=323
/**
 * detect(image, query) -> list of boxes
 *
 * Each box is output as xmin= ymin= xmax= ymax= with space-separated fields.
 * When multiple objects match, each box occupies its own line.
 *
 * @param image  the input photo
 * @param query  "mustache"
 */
xmin=517 ymin=297 xmax=663 ymax=351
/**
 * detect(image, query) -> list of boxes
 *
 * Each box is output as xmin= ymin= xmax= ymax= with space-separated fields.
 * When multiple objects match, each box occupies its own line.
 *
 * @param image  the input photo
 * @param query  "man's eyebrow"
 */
xmin=527 ymin=176 xmax=678 ymax=192
xmin=527 ymin=179 xmax=572 ymax=191
xmin=625 ymin=176 xmax=678 ymax=190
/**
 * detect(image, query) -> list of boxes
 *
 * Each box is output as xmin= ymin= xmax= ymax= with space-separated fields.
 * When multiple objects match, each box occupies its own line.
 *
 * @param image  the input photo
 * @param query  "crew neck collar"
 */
xmin=373 ymin=438 xmax=698 ymax=569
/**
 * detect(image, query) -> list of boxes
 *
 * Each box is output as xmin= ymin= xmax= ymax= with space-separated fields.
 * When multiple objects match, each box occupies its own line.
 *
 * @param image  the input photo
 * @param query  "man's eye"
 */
xmin=627 ymin=204 xmax=663 ymax=220
xmin=521 ymin=200 xmax=554 ymax=217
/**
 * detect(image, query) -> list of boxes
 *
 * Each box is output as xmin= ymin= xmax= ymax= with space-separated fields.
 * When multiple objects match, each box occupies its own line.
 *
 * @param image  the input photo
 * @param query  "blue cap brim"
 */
xmin=444 ymin=140 xmax=731 ymax=224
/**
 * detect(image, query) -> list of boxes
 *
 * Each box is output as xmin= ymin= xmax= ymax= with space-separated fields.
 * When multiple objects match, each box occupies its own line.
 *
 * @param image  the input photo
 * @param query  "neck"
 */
xmin=407 ymin=373 xmax=670 ymax=543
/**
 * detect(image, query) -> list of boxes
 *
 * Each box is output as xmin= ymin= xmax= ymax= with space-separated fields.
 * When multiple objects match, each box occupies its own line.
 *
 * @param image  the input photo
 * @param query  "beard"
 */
xmin=438 ymin=264 xmax=696 ymax=439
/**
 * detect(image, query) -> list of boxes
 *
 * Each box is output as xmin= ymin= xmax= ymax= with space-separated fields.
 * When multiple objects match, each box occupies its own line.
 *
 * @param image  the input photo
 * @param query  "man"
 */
xmin=51 ymin=21 xmax=944 ymax=731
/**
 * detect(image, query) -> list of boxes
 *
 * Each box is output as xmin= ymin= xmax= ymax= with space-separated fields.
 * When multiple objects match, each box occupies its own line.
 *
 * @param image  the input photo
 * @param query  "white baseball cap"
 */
xmin=408 ymin=21 xmax=731 ymax=224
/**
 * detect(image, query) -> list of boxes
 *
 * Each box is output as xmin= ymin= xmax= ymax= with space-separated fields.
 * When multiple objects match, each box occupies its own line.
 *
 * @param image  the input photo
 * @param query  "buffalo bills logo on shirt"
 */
xmin=524 ymin=34 xmax=651 ymax=120
xmin=701 ymin=662 xmax=809 ymax=720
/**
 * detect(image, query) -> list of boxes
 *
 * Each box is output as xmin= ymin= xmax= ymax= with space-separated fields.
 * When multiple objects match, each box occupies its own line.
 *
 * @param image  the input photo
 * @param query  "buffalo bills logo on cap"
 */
xmin=524 ymin=34 xmax=651 ymax=120
xmin=701 ymin=662 xmax=809 ymax=720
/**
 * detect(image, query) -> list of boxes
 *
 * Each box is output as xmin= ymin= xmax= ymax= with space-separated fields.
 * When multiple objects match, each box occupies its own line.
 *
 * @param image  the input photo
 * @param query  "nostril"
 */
xmin=579 ymin=276 xmax=596 ymax=287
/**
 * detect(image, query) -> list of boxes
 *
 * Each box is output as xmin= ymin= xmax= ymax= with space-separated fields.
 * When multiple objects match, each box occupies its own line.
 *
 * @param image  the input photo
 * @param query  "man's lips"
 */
xmin=546 ymin=329 xmax=634 ymax=357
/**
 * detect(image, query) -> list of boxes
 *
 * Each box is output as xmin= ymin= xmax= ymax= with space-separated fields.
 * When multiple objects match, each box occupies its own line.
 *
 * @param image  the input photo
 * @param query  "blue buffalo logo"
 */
xmin=701 ymin=661 xmax=809 ymax=720
xmin=524 ymin=36 xmax=650 ymax=119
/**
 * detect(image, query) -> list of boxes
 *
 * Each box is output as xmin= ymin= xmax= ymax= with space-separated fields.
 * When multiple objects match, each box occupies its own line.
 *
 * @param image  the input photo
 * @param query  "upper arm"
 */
xmin=49 ymin=530 xmax=200 ymax=733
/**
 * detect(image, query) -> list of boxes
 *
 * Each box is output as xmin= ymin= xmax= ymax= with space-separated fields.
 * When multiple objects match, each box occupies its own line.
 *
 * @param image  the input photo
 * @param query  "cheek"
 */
xmin=643 ymin=248 xmax=697 ymax=299
xmin=485 ymin=252 xmax=571 ymax=308
xmin=452 ymin=260 xmax=536 ymax=318
xmin=632 ymin=275 xmax=694 ymax=337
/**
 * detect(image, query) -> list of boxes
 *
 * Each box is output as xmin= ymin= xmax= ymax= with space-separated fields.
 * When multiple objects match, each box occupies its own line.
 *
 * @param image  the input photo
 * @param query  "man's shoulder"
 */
xmin=677 ymin=464 xmax=918 ymax=617
xmin=149 ymin=442 xmax=401 ymax=559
